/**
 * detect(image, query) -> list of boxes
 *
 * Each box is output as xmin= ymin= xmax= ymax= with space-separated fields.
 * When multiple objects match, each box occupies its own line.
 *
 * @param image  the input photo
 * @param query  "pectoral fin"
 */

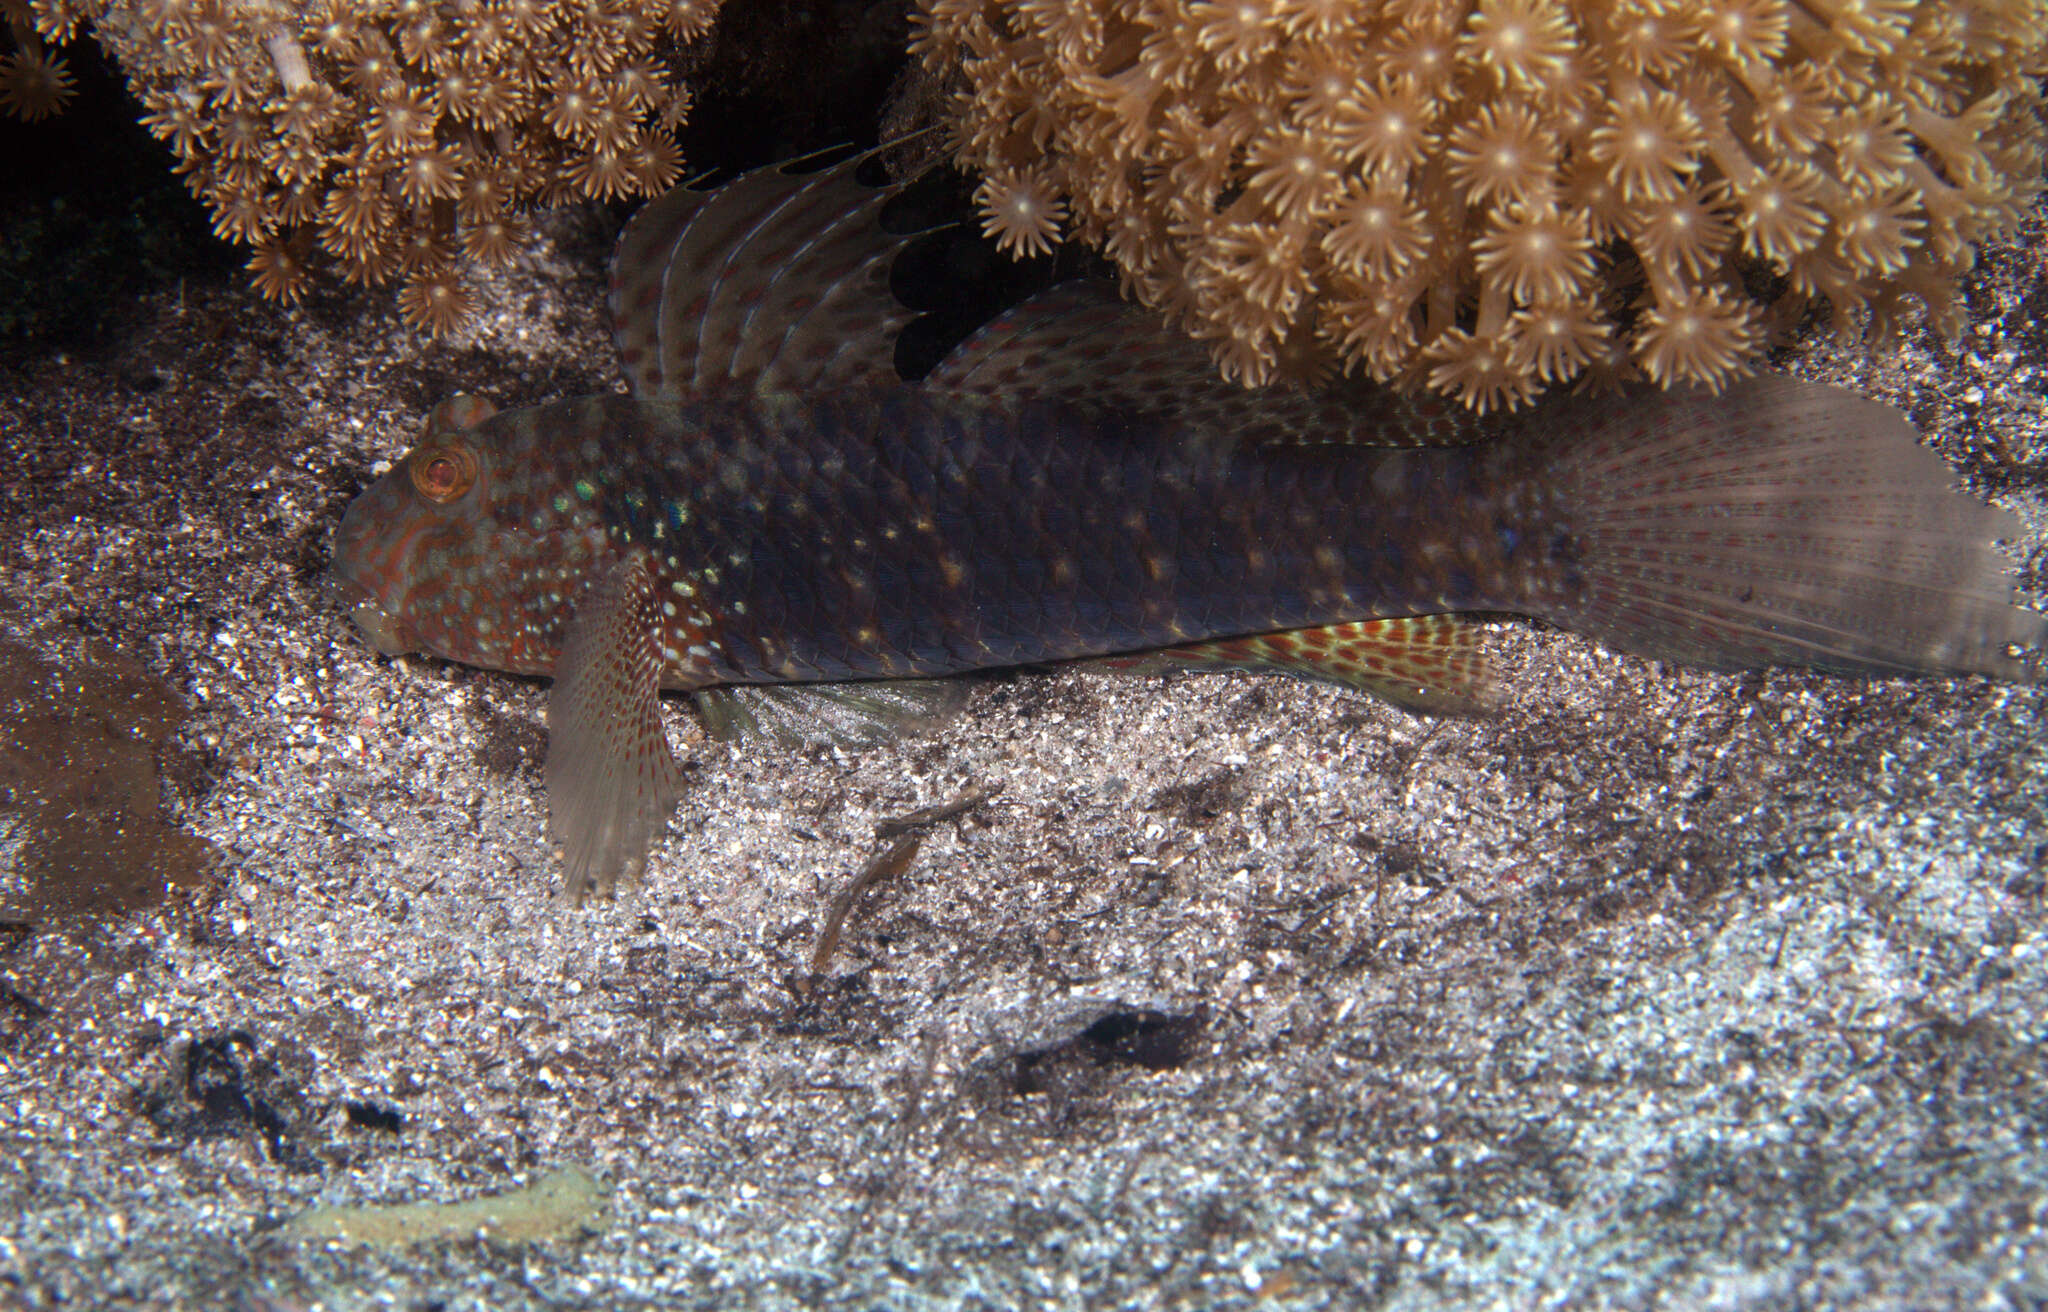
xmin=546 ymin=558 xmax=685 ymax=903
xmin=1081 ymin=616 xmax=1500 ymax=716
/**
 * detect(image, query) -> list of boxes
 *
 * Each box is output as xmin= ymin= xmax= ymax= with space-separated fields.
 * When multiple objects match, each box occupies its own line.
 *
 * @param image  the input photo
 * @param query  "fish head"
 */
xmin=333 ymin=395 xmax=589 ymax=676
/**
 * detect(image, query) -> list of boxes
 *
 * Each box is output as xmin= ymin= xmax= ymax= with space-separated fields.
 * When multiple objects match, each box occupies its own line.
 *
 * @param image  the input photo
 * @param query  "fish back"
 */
xmin=585 ymin=390 xmax=1555 ymax=685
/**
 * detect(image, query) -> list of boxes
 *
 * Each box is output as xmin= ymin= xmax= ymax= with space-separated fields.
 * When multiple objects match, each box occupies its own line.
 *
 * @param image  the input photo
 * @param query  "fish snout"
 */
xmin=328 ymin=575 xmax=421 ymax=657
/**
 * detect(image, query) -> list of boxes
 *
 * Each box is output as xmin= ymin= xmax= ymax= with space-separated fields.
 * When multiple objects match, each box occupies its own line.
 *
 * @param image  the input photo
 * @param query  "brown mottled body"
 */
xmin=333 ymin=148 xmax=2046 ymax=901
xmin=359 ymin=390 xmax=1571 ymax=691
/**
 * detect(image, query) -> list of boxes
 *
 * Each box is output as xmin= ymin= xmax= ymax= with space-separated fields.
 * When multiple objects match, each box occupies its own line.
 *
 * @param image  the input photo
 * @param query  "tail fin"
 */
xmin=1536 ymin=373 xmax=2044 ymax=680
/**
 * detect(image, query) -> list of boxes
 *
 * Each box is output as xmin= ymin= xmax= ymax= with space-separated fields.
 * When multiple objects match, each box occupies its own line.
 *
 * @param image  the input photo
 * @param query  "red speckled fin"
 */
xmin=609 ymin=144 xmax=934 ymax=401
xmin=545 ymin=557 xmax=685 ymax=903
xmin=693 ymin=678 xmax=975 ymax=749
xmin=1082 ymin=616 xmax=1499 ymax=716
xmin=924 ymin=281 xmax=1493 ymax=448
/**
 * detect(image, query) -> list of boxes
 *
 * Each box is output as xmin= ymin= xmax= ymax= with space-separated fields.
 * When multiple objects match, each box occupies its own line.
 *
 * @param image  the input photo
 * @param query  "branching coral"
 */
xmin=4 ymin=0 xmax=718 ymax=332
xmin=915 ymin=0 xmax=2048 ymax=410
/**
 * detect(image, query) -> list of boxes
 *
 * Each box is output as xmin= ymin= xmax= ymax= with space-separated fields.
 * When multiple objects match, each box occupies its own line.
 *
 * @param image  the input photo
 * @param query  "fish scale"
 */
xmin=420 ymin=392 xmax=1555 ymax=688
xmin=333 ymin=146 xmax=2048 ymax=902
xmin=552 ymin=390 xmax=1540 ymax=687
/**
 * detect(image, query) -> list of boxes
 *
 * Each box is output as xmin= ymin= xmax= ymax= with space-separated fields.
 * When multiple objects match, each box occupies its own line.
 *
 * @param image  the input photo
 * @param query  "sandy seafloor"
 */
xmin=3 ymin=173 xmax=2048 ymax=1311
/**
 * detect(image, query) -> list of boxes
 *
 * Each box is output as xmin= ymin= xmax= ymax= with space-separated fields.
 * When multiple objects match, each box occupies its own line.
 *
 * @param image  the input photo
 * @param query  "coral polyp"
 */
xmin=916 ymin=0 xmax=2048 ymax=409
xmin=3 ymin=0 xmax=719 ymax=334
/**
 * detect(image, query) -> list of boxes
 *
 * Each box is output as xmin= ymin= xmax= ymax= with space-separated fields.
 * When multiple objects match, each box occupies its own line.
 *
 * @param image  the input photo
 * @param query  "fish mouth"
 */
xmin=328 ymin=576 xmax=420 ymax=657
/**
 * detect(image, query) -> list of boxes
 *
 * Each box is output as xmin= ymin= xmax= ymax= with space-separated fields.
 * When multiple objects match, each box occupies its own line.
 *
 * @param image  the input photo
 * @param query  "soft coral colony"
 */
xmin=917 ymin=0 xmax=2048 ymax=411
xmin=2 ymin=0 xmax=719 ymax=332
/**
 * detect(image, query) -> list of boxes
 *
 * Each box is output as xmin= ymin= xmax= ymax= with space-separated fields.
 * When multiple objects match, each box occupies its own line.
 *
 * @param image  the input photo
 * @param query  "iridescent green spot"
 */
xmin=552 ymin=493 xmax=571 ymax=514
xmin=575 ymin=479 xmax=597 ymax=502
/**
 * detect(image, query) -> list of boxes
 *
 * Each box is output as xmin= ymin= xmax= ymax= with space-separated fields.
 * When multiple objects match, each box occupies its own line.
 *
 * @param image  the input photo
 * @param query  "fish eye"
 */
xmin=409 ymin=438 xmax=479 ymax=503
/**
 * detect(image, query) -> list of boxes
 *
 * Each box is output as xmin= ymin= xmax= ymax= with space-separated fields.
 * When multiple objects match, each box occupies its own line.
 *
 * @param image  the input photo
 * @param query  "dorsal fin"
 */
xmin=925 ymin=281 xmax=1494 ymax=448
xmin=612 ymin=141 xmax=1491 ymax=447
xmin=609 ymin=165 xmax=721 ymax=398
xmin=609 ymin=145 xmax=940 ymax=402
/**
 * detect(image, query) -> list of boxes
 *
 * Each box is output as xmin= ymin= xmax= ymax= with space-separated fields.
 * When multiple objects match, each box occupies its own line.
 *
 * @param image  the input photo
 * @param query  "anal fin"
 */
xmin=546 ymin=557 xmax=686 ymax=903
xmin=1082 ymin=617 xmax=1500 ymax=716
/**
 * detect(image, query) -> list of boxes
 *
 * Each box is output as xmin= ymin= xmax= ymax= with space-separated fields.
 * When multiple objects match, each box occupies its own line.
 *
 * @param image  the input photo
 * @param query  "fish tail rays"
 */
xmin=1534 ymin=374 xmax=2046 ymax=682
